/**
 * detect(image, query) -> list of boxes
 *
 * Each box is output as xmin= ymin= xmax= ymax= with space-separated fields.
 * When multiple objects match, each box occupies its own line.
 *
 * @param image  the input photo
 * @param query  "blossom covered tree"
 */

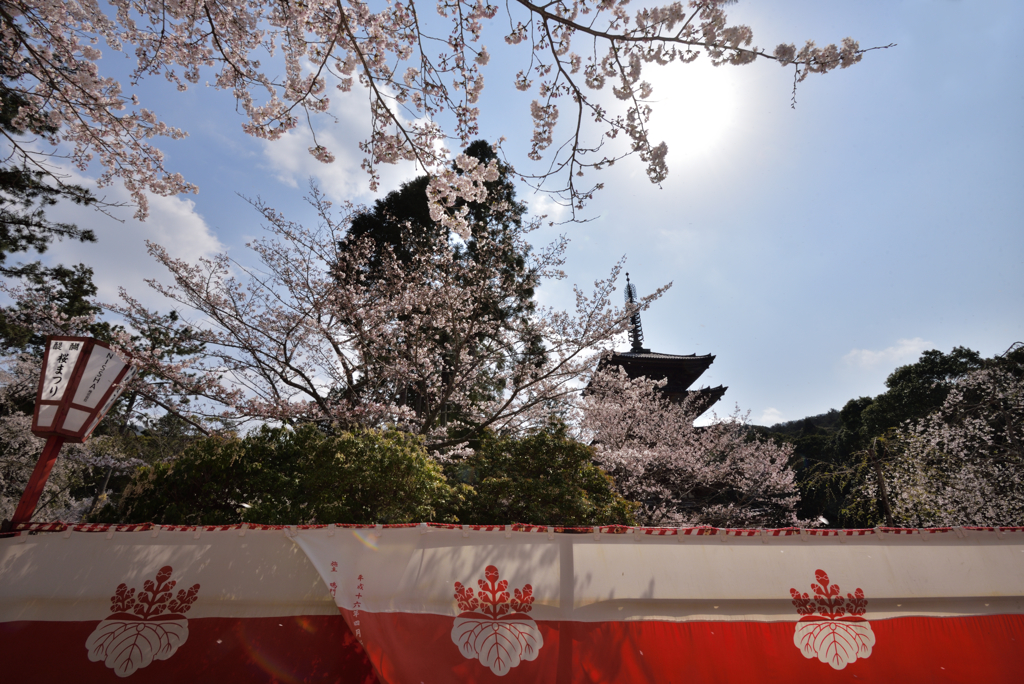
xmin=110 ymin=179 xmax=666 ymax=448
xmin=0 ymin=261 xmax=218 ymax=433
xmin=847 ymin=344 xmax=1024 ymax=527
xmin=580 ymin=364 xmax=799 ymax=527
xmin=335 ymin=140 xmax=544 ymax=430
xmin=0 ymin=0 xmax=885 ymax=219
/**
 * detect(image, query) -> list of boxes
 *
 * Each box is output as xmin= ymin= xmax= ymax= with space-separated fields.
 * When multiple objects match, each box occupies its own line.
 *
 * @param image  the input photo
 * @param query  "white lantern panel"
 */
xmin=72 ymin=348 xmax=128 ymax=409
xmin=81 ymin=366 xmax=137 ymax=439
xmin=40 ymin=340 xmax=85 ymax=402
xmin=83 ymin=415 xmax=101 ymax=441
xmin=61 ymin=408 xmax=92 ymax=433
xmin=36 ymin=404 xmax=58 ymax=429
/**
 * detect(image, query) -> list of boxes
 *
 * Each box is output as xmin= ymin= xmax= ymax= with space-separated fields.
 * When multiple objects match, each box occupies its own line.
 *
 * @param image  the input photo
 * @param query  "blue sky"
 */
xmin=36 ymin=0 xmax=1024 ymax=426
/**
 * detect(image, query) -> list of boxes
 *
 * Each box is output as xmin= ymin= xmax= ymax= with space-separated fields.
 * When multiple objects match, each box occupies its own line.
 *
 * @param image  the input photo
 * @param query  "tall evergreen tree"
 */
xmin=0 ymin=73 xmax=106 ymax=356
xmin=335 ymin=141 xmax=545 ymax=437
xmin=0 ymin=72 xmax=99 ymax=279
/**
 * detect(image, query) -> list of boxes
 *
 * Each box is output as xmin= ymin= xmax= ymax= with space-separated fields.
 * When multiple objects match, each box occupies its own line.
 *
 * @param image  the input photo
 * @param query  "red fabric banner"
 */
xmin=2 ymin=523 xmax=1023 ymax=682
xmin=1 ymin=616 xmax=374 ymax=683
xmin=351 ymin=611 xmax=1024 ymax=684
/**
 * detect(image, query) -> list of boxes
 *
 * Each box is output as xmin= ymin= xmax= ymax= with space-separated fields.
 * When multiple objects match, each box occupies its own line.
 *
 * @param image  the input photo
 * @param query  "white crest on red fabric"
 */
xmin=450 ymin=565 xmax=544 ymax=676
xmin=790 ymin=569 xmax=875 ymax=670
xmin=85 ymin=566 xmax=200 ymax=677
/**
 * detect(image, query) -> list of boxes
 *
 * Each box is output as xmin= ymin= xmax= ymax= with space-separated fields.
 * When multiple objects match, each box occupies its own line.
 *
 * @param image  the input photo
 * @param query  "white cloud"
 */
xmin=36 ymin=170 xmax=225 ymax=313
xmin=527 ymin=192 xmax=570 ymax=225
xmin=842 ymin=337 xmax=932 ymax=369
xmin=259 ymin=88 xmax=423 ymax=204
xmin=759 ymin=407 xmax=784 ymax=425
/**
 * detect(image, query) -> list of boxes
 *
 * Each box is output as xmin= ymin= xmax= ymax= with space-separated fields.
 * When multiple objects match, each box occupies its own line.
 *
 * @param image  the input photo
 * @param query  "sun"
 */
xmin=646 ymin=60 xmax=740 ymax=162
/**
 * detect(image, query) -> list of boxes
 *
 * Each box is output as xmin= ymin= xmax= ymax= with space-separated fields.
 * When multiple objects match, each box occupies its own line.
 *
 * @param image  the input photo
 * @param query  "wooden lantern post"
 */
xmin=6 ymin=336 xmax=136 ymax=529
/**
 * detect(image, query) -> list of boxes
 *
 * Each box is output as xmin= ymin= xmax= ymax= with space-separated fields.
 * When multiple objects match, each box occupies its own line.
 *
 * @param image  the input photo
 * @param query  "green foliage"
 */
xmin=860 ymin=347 xmax=983 ymax=436
xmin=0 ymin=80 xmax=99 ymax=283
xmin=764 ymin=410 xmax=841 ymax=437
xmin=0 ymin=78 xmax=97 ymax=263
xmin=76 ymin=412 xmax=210 ymax=510
xmin=98 ymin=422 xmax=636 ymax=528
xmin=0 ymin=263 xmax=111 ymax=355
xmin=444 ymin=423 xmax=638 ymax=527
xmin=0 ymin=165 xmax=97 ymax=279
xmin=763 ymin=346 xmax=999 ymax=527
xmin=0 ymin=76 xmax=109 ymax=358
xmin=99 ymin=424 xmax=462 ymax=526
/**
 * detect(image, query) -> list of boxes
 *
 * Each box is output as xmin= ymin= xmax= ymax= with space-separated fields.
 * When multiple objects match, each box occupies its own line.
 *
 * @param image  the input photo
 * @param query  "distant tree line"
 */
xmin=758 ymin=345 xmax=1024 ymax=527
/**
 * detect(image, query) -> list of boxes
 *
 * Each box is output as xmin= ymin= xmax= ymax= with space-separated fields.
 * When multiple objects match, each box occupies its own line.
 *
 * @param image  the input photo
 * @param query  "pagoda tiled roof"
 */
xmin=601 ymin=348 xmax=716 ymax=394
xmin=621 ymin=354 xmax=713 ymax=362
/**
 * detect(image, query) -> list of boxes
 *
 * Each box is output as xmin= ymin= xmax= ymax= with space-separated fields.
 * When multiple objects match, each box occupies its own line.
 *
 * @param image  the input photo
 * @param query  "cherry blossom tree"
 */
xmin=336 ymin=140 xmax=544 ymax=430
xmin=580 ymin=365 xmax=799 ymax=527
xmin=0 ymin=0 xmax=886 ymax=219
xmin=850 ymin=344 xmax=1024 ymax=527
xmin=110 ymin=182 xmax=666 ymax=448
xmin=0 ymin=263 xmax=221 ymax=435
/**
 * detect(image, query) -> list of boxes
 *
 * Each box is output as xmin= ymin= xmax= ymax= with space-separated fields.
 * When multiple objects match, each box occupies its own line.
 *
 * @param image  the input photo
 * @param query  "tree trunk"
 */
xmin=870 ymin=439 xmax=894 ymax=527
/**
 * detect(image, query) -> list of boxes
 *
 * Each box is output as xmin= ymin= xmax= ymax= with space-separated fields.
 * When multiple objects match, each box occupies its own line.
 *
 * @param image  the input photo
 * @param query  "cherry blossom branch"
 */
xmin=0 ymin=0 xmax=885 ymax=218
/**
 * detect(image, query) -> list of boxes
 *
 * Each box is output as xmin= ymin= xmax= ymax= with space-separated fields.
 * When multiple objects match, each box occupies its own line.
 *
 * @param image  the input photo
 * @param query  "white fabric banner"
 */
xmin=3 ymin=523 xmax=1024 ymax=683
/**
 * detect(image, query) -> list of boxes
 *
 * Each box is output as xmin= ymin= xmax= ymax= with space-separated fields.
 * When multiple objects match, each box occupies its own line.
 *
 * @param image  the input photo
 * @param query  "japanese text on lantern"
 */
xmin=50 ymin=352 xmax=68 ymax=396
xmin=81 ymin=351 xmax=115 ymax=404
xmin=43 ymin=340 xmax=82 ymax=400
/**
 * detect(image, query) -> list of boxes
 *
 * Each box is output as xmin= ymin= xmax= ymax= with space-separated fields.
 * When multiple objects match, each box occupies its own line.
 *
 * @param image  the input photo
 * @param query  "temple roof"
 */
xmin=684 ymin=385 xmax=729 ymax=419
xmin=609 ymin=273 xmax=726 ymax=416
xmin=602 ymin=350 xmax=716 ymax=395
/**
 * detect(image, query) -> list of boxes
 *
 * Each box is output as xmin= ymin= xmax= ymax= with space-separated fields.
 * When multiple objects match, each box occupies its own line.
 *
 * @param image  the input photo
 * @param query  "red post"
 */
xmin=9 ymin=435 xmax=66 ymax=528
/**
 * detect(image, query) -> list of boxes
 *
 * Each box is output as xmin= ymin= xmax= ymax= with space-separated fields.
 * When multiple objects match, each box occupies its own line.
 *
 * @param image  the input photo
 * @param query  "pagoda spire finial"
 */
xmin=625 ymin=272 xmax=646 ymax=353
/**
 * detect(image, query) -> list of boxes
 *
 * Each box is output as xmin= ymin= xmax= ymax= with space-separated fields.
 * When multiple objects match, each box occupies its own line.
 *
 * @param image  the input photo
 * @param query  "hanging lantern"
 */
xmin=32 ymin=336 xmax=137 ymax=442
xmin=6 ymin=336 xmax=137 ymax=530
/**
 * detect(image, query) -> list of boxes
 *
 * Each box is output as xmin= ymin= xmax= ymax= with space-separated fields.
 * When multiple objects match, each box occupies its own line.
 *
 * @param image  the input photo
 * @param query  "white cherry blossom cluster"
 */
xmin=869 ymin=347 xmax=1024 ymax=527
xmin=0 ymin=278 xmax=101 ymax=338
xmin=0 ymin=0 xmax=882 ymax=218
xmin=1 ymin=0 xmax=196 ymax=218
xmin=580 ymin=365 xmax=799 ymax=527
xmin=0 ymin=276 xmax=244 ymax=434
xmin=426 ymin=153 xmax=501 ymax=238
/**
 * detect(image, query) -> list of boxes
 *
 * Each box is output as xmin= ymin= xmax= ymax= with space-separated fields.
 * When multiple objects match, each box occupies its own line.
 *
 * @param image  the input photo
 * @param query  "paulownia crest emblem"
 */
xmin=85 ymin=566 xmax=200 ymax=677
xmin=790 ymin=569 xmax=875 ymax=670
xmin=450 ymin=565 xmax=543 ymax=676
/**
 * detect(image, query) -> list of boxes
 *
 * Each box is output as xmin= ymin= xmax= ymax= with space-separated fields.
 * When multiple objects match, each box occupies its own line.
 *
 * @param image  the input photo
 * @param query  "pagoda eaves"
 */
xmin=603 ymin=274 xmax=727 ymax=417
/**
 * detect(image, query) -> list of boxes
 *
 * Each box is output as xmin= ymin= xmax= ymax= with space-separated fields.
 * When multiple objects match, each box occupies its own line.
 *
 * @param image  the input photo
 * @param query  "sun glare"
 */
xmin=648 ymin=61 xmax=740 ymax=162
